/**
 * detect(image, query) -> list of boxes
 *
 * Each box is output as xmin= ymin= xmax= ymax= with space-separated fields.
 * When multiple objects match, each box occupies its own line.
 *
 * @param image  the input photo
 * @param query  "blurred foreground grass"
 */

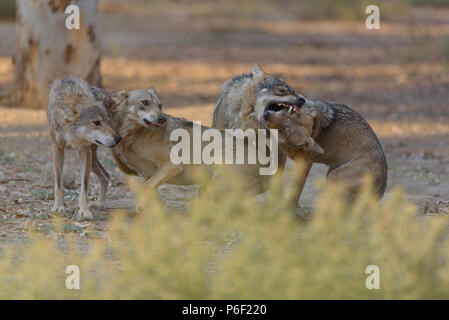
xmin=1 ymin=167 xmax=449 ymax=299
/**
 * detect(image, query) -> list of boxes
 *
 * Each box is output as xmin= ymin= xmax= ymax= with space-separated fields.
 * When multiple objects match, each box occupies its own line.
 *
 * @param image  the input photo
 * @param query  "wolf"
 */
xmin=263 ymin=97 xmax=388 ymax=203
xmin=212 ymin=64 xmax=304 ymax=193
xmin=212 ymin=65 xmax=387 ymax=205
xmin=107 ymin=87 xmax=268 ymax=194
xmin=47 ymin=77 xmax=121 ymax=220
xmin=213 ymin=64 xmax=305 ymax=133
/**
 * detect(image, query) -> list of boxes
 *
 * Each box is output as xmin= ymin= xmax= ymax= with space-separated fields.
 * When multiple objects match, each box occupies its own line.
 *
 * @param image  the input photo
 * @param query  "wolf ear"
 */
xmin=306 ymin=137 xmax=324 ymax=154
xmin=252 ymin=64 xmax=265 ymax=79
xmin=112 ymin=91 xmax=129 ymax=104
xmin=147 ymin=86 xmax=157 ymax=95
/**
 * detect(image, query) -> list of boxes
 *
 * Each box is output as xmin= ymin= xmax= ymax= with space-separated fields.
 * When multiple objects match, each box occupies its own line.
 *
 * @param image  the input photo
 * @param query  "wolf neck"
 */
xmin=240 ymin=75 xmax=259 ymax=116
xmin=225 ymin=72 xmax=262 ymax=129
xmin=301 ymin=96 xmax=334 ymax=132
xmin=115 ymin=111 xmax=143 ymax=139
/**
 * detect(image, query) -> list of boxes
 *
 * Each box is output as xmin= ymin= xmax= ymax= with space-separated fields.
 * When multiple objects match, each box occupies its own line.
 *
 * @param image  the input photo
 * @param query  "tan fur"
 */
xmin=263 ymin=109 xmax=324 ymax=155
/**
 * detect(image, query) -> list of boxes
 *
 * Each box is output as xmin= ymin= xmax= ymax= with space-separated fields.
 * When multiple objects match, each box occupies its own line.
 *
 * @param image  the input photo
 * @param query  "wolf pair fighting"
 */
xmin=213 ymin=64 xmax=387 ymax=204
xmin=48 ymin=65 xmax=387 ymax=219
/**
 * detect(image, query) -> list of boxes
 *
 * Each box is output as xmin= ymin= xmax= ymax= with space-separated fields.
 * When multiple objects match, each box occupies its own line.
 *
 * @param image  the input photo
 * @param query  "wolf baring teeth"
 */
xmin=212 ymin=64 xmax=302 ymax=192
xmin=213 ymin=64 xmax=305 ymax=133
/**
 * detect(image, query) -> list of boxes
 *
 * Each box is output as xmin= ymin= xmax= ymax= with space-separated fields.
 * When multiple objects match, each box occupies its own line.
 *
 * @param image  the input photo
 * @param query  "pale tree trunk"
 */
xmin=13 ymin=0 xmax=101 ymax=108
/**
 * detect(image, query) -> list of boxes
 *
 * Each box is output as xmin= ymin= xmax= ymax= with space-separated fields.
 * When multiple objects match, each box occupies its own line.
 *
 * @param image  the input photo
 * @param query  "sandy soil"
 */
xmin=0 ymin=0 xmax=448 ymax=243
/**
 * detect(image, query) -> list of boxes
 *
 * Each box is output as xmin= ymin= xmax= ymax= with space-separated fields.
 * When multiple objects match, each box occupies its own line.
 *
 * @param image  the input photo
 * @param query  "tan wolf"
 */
xmin=47 ymin=77 xmax=121 ymax=220
xmin=106 ymin=87 xmax=268 ymax=194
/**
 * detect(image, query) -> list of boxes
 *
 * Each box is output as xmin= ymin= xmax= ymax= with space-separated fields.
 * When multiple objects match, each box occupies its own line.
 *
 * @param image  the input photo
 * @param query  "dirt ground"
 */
xmin=0 ymin=0 xmax=448 ymax=243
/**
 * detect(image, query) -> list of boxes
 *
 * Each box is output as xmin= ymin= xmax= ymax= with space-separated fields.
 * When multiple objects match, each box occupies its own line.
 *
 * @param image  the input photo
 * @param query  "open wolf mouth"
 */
xmin=265 ymin=101 xmax=302 ymax=113
xmin=144 ymin=118 xmax=166 ymax=127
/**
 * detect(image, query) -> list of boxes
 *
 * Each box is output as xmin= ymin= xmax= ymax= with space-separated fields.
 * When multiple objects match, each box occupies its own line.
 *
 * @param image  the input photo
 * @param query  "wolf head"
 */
xmin=263 ymin=108 xmax=324 ymax=154
xmin=70 ymin=102 xmax=120 ymax=148
xmin=50 ymin=78 xmax=121 ymax=148
xmin=60 ymin=98 xmax=120 ymax=148
xmin=251 ymin=64 xmax=305 ymax=125
xmin=113 ymin=87 xmax=166 ymax=128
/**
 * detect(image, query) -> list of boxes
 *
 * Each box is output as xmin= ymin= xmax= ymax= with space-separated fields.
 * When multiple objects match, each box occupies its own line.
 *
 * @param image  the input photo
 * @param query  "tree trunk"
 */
xmin=13 ymin=0 xmax=101 ymax=108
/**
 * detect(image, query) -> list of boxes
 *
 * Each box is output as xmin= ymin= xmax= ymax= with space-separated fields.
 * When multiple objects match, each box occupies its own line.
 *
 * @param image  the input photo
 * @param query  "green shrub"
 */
xmin=0 ymin=168 xmax=449 ymax=299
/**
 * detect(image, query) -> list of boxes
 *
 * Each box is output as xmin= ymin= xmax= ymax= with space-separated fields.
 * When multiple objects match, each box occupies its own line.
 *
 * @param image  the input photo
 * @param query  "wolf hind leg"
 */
xmin=91 ymin=144 xmax=110 ymax=205
xmin=326 ymin=158 xmax=371 ymax=200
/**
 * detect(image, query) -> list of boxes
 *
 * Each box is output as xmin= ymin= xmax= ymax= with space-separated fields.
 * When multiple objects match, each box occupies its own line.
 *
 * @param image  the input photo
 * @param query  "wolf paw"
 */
xmin=76 ymin=207 xmax=94 ymax=221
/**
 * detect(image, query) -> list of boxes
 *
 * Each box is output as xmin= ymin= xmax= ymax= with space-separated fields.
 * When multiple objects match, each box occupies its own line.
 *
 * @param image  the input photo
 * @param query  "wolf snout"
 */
xmin=102 ymin=135 xmax=122 ymax=148
xmin=296 ymin=97 xmax=305 ymax=107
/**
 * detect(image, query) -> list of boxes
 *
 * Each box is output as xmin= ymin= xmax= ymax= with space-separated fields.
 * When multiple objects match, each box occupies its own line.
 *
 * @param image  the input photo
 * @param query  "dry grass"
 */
xmin=1 ymin=171 xmax=449 ymax=299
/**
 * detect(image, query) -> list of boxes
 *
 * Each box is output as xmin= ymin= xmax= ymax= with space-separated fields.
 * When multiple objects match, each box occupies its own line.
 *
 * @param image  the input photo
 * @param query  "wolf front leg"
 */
xmin=77 ymin=146 xmax=93 ymax=220
xmin=51 ymin=143 xmax=65 ymax=213
xmin=291 ymin=155 xmax=313 ymax=207
xmin=144 ymin=163 xmax=183 ymax=190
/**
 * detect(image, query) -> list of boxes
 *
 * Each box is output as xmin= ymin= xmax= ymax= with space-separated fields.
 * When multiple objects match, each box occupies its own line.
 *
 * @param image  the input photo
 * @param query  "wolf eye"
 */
xmin=141 ymin=100 xmax=149 ymax=106
xmin=276 ymin=87 xmax=288 ymax=96
xmin=93 ymin=120 xmax=101 ymax=126
xmin=158 ymin=103 xmax=162 ymax=110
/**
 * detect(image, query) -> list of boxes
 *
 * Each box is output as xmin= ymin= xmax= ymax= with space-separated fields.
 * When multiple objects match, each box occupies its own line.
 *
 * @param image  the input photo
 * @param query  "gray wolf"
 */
xmin=213 ymin=64 xmax=305 ymax=134
xmin=211 ymin=64 xmax=305 ymax=192
xmin=107 ymin=87 xmax=268 ymax=194
xmin=47 ymin=77 xmax=121 ymax=220
xmin=262 ymin=97 xmax=388 ymax=203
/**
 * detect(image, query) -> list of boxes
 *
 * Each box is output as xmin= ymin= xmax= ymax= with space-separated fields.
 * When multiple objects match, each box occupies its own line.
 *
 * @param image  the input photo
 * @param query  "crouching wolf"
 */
xmin=47 ymin=78 xmax=121 ymax=220
xmin=107 ymin=87 xmax=268 ymax=194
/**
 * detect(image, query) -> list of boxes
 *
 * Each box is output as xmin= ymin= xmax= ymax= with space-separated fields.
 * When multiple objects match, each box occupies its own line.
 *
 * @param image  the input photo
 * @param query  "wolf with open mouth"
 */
xmin=212 ymin=64 xmax=305 ymax=133
xmin=212 ymin=64 xmax=303 ymax=193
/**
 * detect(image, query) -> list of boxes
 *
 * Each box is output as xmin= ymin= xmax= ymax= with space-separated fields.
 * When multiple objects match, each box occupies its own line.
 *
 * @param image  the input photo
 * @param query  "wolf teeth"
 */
xmin=288 ymin=106 xmax=293 ymax=113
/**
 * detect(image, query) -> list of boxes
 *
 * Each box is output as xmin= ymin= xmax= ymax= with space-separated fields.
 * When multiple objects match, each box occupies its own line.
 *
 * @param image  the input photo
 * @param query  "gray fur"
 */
xmin=47 ymin=77 xmax=120 ymax=220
